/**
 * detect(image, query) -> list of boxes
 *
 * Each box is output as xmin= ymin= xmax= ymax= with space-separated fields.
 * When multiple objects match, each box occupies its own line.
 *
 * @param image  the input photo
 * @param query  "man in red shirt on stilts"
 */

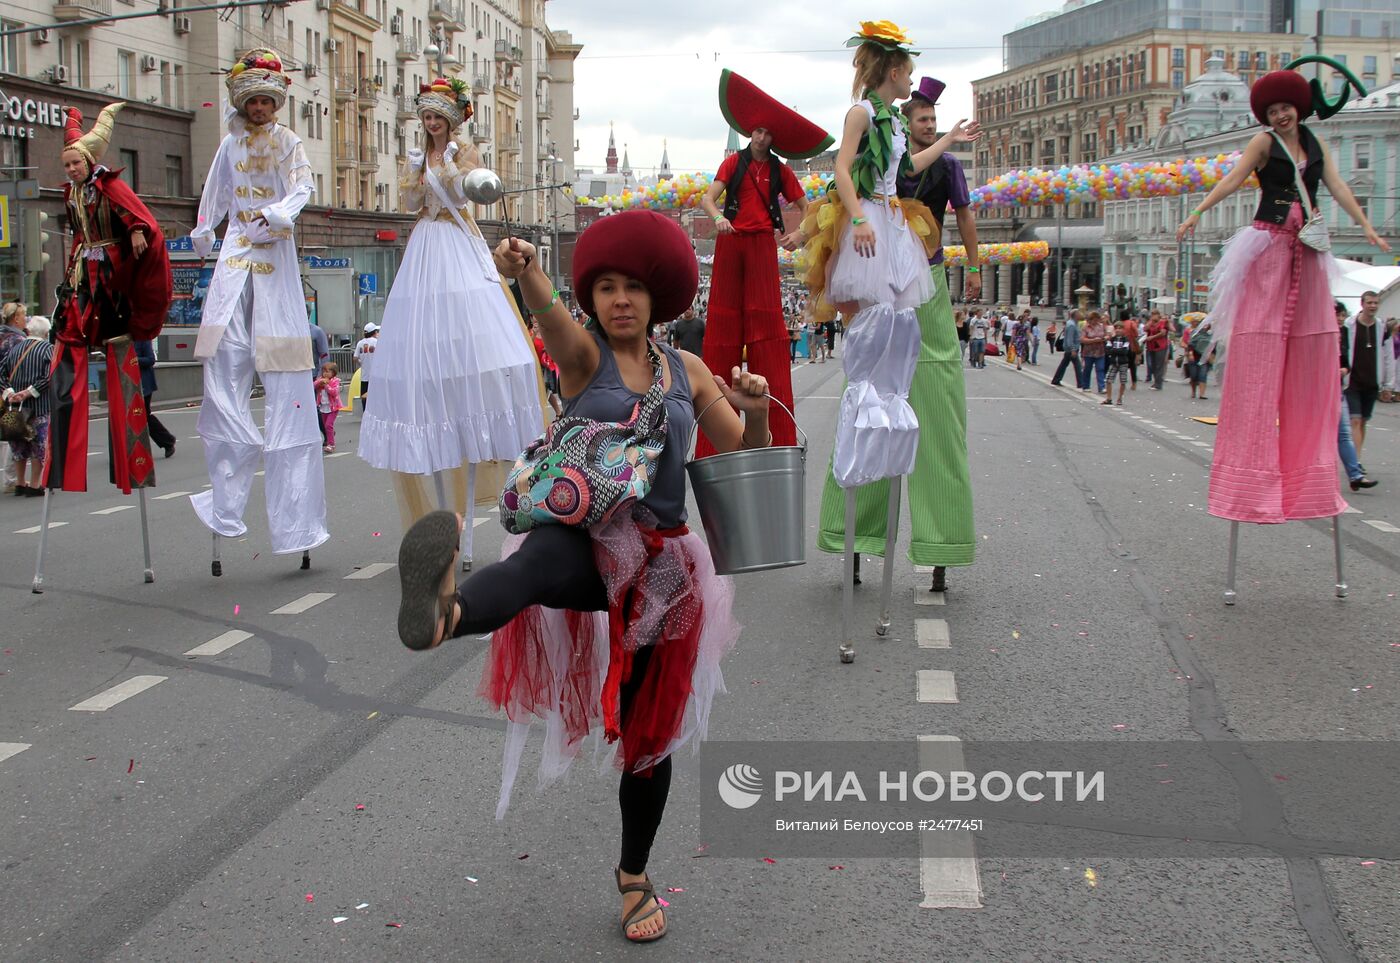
xmin=697 ymin=70 xmax=829 ymax=455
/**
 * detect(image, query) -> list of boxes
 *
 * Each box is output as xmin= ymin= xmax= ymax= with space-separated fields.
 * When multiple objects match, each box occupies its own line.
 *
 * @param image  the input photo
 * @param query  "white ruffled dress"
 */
xmin=827 ymin=100 xmax=930 ymax=488
xmin=358 ymin=140 xmax=544 ymax=474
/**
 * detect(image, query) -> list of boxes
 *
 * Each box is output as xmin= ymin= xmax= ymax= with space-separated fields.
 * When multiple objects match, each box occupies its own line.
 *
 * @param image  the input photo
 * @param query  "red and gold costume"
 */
xmin=46 ymin=104 xmax=172 ymax=493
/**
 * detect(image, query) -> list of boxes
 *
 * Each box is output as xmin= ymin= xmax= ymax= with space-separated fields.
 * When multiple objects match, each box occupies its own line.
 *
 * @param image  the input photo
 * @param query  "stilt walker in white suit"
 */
xmin=190 ymin=48 xmax=329 ymax=575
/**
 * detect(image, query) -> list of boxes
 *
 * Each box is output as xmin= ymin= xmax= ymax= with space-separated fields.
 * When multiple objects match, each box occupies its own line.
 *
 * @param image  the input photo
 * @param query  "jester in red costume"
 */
xmin=696 ymin=70 xmax=830 ymax=455
xmin=46 ymin=103 xmax=172 ymax=494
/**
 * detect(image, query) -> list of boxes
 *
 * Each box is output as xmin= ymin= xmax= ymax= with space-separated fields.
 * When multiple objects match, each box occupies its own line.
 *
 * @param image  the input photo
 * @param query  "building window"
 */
xmin=1255 ymin=51 xmax=1268 ymax=70
xmin=1355 ymin=140 xmax=1371 ymax=170
xmin=1213 ymin=49 xmax=1225 ymax=61
xmin=117 ymin=50 xmax=134 ymax=98
xmin=165 ymin=155 xmax=183 ymax=196
xmin=0 ymin=20 xmax=20 ymax=74
xmin=1277 ymin=51 xmax=1291 ymax=68
xmin=1172 ymin=70 xmax=1184 ymax=89
xmin=173 ymin=65 xmax=184 ymax=109
xmin=1171 ymin=48 xmax=1184 ymax=68
xmin=1236 ymin=50 xmax=1249 ymax=70
xmin=1363 ymin=55 xmax=1377 ymax=82
xmin=119 ymin=148 xmax=138 ymax=189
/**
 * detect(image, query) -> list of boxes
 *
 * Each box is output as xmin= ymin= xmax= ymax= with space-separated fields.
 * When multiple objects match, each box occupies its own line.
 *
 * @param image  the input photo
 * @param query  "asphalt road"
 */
xmin=2 ymin=353 xmax=1398 ymax=962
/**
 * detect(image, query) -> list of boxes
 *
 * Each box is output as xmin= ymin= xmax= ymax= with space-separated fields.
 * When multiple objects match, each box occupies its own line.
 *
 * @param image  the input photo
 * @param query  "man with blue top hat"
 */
xmin=816 ymin=76 xmax=979 ymax=594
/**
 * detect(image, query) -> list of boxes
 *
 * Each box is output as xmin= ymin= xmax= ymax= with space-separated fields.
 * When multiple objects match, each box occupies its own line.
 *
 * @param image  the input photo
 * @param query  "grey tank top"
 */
xmin=563 ymin=333 xmax=694 ymax=528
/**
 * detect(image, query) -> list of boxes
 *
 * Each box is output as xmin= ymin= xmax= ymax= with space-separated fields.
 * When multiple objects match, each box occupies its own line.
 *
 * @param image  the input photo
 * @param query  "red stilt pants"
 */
xmin=698 ymin=230 xmax=796 ymax=457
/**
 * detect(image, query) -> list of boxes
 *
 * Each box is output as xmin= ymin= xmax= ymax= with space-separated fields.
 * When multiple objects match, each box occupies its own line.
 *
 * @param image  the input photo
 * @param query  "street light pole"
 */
xmin=549 ymin=146 xmax=562 ymax=292
xmin=1055 ymin=202 xmax=1065 ymax=320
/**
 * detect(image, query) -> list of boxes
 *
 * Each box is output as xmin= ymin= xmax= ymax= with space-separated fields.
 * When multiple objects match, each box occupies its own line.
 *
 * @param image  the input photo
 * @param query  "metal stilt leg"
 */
xmin=839 ymin=490 xmax=857 ymax=664
xmin=876 ymin=479 xmax=901 ymax=638
xmin=31 ymin=489 xmax=53 ymax=594
xmin=137 ymin=488 xmax=154 ymax=583
xmin=1333 ymin=515 xmax=1347 ymax=599
xmin=462 ymin=462 xmax=476 ymax=572
xmin=1223 ymin=521 xmax=1239 ymax=605
xmin=301 ymin=550 xmax=311 ymax=570
xmin=211 ymin=532 xmax=222 ymax=577
xmin=432 ymin=470 xmax=450 ymax=511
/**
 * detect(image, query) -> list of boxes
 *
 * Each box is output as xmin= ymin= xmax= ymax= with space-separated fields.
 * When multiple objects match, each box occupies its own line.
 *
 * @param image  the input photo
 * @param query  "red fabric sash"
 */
xmin=104 ymin=337 xmax=155 ymax=494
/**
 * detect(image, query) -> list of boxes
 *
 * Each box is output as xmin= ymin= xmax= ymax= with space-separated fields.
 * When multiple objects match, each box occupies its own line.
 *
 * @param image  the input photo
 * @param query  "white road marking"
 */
xmin=152 ymin=490 xmax=192 ymax=500
xmin=344 ymin=562 xmax=396 ymax=580
xmin=472 ymin=516 xmax=490 ymax=528
xmin=271 ymin=592 xmax=336 ymax=614
xmin=1190 ymin=441 xmax=1211 ymax=448
xmin=916 ymin=619 xmax=951 ymax=649
xmin=69 ymin=675 xmax=167 ymax=712
xmin=1342 ymin=506 xmax=1363 ymax=515
xmin=185 ymin=630 xmax=254 ymax=657
xmin=914 ymin=565 xmax=936 ymax=574
xmin=253 ymin=470 xmax=265 ymax=477
xmin=326 ymin=451 xmax=350 ymax=458
xmin=86 ymin=450 xmax=100 ymax=456
xmin=918 ymin=735 xmax=983 ymax=909
xmin=90 ymin=505 xmax=135 ymax=515
xmin=14 ymin=522 xmax=67 ymax=534
xmin=916 ymin=670 xmax=959 ymax=703
xmin=0 ymin=743 xmax=31 ymax=764
xmin=914 ymin=588 xmax=946 ymax=607
xmin=1363 ymin=519 xmax=1400 ymax=533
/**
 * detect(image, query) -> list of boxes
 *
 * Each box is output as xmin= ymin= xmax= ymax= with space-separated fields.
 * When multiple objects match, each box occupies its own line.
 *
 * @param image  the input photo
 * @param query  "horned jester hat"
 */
xmin=62 ymin=103 xmax=123 ymax=167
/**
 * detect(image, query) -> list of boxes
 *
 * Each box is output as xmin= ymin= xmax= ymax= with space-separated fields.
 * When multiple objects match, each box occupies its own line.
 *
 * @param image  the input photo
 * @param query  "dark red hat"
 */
xmin=1250 ymin=70 xmax=1313 ymax=125
xmin=718 ymin=69 xmax=834 ymax=160
xmin=573 ymin=211 xmax=698 ymax=326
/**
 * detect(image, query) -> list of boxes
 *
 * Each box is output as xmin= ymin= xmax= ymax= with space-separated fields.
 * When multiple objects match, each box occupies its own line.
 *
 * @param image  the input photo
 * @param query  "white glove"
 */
xmin=243 ymin=221 xmax=277 ymax=245
xmin=407 ymin=148 xmax=425 ymax=169
xmin=2 ymin=387 xmax=14 ymax=403
xmin=444 ymin=141 xmax=459 ymax=164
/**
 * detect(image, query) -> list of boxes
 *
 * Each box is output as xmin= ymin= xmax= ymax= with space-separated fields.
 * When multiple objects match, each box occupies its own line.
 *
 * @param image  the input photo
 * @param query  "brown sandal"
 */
xmin=396 ymin=511 xmax=461 ymax=650
xmin=615 ymin=868 xmax=667 ymax=943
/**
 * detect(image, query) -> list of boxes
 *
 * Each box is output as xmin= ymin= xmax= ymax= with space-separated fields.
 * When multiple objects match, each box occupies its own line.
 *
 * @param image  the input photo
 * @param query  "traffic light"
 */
xmin=23 ymin=209 xmax=49 ymax=273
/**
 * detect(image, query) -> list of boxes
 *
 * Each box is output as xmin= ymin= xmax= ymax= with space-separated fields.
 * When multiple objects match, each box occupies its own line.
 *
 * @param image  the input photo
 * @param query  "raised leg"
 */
xmin=1223 ymin=521 xmax=1239 ymax=605
xmin=211 ymin=532 xmax=222 ymax=577
xmin=461 ymin=462 xmax=476 ymax=572
xmin=876 ymin=479 xmax=901 ymax=638
xmin=137 ymin=488 xmax=154 ymax=583
xmin=839 ymin=489 xmax=857 ymax=664
xmin=31 ymin=489 xmax=53 ymax=594
xmin=1333 ymin=515 xmax=1347 ymax=599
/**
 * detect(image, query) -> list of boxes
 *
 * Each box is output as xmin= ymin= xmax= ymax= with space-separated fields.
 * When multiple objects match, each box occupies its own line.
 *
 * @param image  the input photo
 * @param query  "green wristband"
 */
xmin=1190 ymin=208 xmax=1204 ymax=218
xmin=966 ymin=266 xmax=981 ymax=274
xmin=527 ymin=289 xmax=560 ymax=315
xmin=851 ymin=216 xmax=869 ymax=226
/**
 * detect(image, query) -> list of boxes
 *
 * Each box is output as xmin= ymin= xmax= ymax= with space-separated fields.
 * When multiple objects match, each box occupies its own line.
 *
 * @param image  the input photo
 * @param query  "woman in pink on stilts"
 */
xmin=1177 ymin=67 xmax=1389 ymax=527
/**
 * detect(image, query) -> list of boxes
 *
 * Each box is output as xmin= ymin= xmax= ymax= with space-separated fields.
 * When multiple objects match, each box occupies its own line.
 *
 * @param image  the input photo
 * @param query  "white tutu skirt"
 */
xmin=833 ymin=302 xmax=921 ymax=487
xmin=358 ymin=218 xmax=545 ymax=474
xmin=827 ymin=197 xmax=931 ymax=311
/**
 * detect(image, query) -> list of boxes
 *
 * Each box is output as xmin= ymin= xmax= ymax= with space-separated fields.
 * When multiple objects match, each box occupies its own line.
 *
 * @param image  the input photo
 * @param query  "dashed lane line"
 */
xmin=0 ymin=743 xmax=31 ymax=764
xmin=184 ymin=630 xmax=254 ymax=657
xmin=916 ymin=669 xmax=959 ymax=703
xmin=152 ymin=490 xmax=192 ymax=501
xmin=1190 ymin=441 xmax=1212 ymax=448
xmin=472 ymin=517 xmax=491 ymax=528
xmin=270 ymin=592 xmax=336 ymax=615
xmin=1342 ymin=506 xmax=1363 ymax=515
xmin=90 ymin=505 xmax=135 ymax=516
xmin=918 ymin=735 xmax=983 ymax=909
xmin=916 ymin=619 xmax=951 ymax=649
xmin=69 ymin=675 xmax=167 ymax=712
xmin=1363 ymin=519 xmax=1400 ymax=533
xmin=326 ymin=451 xmax=351 ymax=458
xmin=344 ymin=562 xmax=396 ymax=580
xmin=14 ymin=522 xmax=68 ymax=534
xmin=914 ymin=588 xmax=946 ymax=607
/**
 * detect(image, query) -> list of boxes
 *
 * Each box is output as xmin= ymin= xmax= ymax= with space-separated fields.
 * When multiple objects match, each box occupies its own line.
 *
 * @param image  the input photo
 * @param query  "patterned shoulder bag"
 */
xmin=499 ymin=342 xmax=669 ymax=534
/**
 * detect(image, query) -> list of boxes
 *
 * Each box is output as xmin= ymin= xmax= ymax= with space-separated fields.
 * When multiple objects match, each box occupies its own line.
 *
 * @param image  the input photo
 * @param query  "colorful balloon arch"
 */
xmin=574 ymin=153 xmax=1255 ymax=214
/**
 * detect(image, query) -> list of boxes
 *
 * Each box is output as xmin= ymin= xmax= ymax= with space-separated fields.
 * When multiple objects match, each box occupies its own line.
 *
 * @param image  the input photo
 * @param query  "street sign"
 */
xmin=1173 ymin=278 xmax=1185 ymax=292
xmin=357 ymin=273 xmax=377 ymax=295
xmin=0 ymin=195 xmax=9 ymax=249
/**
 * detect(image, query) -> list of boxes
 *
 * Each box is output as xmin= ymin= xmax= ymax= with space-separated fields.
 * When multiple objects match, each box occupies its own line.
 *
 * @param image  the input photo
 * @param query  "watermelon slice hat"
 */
xmin=717 ymin=69 xmax=834 ymax=161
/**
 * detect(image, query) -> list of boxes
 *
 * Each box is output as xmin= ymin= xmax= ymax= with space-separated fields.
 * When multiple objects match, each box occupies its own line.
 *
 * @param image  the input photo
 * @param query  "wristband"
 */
xmin=712 ymin=215 xmax=723 ymax=223
xmin=527 ymin=288 xmax=560 ymax=315
xmin=966 ymin=266 xmax=981 ymax=274
xmin=851 ymin=216 xmax=868 ymax=226
xmin=1190 ymin=208 xmax=1204 ymax=218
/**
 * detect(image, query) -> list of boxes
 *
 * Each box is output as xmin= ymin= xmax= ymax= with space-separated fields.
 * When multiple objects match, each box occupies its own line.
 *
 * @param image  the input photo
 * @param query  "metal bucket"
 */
xmin=686 ymin=395 xmax=807 ymax=575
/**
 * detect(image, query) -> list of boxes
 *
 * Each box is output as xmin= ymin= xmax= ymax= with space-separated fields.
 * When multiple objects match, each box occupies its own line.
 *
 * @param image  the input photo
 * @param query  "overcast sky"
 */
xmin=547 ymin=0 xmax=1065 ymax=177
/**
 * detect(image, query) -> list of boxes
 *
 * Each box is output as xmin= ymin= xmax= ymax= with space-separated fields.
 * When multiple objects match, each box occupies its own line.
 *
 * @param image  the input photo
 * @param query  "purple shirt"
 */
xmin=897 ymin=154 xmax=970 ymax=265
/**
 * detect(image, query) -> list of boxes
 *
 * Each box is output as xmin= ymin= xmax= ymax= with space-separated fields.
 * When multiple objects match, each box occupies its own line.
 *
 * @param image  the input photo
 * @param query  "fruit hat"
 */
xmin=226 ymin=48 xmax=291 ymax=112
xmin=416 ymin=76 xmax=473 ymax=129
xmin=1281 ymin=55 xmax=1369 ymax=121
xmin=573 ymin=210 xmax=698 ymax=326
xmin=1249 ymin=69 xmax=1313 ymax=126
xmin=717 ymin=69 xmax=833 ymax=161
xmin=62 ymin=103 xmax=123 ymax=166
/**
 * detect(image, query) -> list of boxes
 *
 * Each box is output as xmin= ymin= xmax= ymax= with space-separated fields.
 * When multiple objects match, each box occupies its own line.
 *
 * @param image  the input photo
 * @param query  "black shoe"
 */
xmin=930 ymin=566 xmax=947 ymax=593
xmin=23 ymin=485 xmax=44 ymax=497
xmin=162 ymin=442 xmax=176 ymax=459
xmin=851 ymin=554 xmax=862 ymax=586
xmin=1350 ymin=476 xmax=1378 ymax=491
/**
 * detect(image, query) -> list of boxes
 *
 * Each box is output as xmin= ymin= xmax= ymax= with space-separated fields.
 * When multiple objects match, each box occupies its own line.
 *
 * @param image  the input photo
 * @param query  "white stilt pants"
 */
xmin=190 ymin=285 xmax=330 ymax=554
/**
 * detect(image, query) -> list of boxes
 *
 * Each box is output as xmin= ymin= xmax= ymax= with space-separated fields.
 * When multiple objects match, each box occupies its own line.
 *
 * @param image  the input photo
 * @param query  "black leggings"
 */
xmin=451 ymin=525 xmax=673 ymax=875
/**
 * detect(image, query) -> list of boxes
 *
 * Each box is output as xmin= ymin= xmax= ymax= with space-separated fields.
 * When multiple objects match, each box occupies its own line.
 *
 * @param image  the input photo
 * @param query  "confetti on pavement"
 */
xmin=1084 ymin=868 xmax=1098 ymax=888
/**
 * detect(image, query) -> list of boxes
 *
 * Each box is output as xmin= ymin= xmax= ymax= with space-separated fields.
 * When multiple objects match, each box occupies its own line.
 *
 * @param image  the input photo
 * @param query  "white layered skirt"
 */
xmin=359 ymin=218 xmax=544 ymax=474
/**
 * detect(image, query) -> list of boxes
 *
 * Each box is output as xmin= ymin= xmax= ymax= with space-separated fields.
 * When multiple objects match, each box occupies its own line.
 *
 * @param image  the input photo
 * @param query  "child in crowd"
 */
xmin=314 ymin=362 xmax=341 ymax=452
xmin=1102 ymin=323 xmax=1133 ymax=406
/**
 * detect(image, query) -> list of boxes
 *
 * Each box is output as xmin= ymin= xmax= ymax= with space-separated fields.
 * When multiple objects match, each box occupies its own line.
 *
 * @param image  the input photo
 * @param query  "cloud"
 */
xmin=549 ymin=0 xmax=1052 ymax=175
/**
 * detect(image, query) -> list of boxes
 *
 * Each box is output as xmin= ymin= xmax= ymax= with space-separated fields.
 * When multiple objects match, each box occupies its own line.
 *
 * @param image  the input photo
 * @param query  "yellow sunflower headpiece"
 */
xmin=845 ymin=21 xmax=919 ymax=55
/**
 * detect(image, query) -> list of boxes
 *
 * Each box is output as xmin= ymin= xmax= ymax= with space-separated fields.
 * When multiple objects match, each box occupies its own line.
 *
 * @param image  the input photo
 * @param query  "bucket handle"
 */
xmin=687 ymin=391 xmax=807 ymax=461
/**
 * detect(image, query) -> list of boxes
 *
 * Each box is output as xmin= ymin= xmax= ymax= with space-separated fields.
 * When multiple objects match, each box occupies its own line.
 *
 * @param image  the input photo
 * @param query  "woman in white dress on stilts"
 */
xmin=359 ymin=77 xmax=544 ymax=566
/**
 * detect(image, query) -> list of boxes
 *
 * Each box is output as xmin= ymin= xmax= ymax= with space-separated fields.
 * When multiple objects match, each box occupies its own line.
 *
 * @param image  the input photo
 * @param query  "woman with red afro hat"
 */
xmin=393 ymin=210 xmax=772 ymax=943
xmin=1175 ymin=66 xmax=1389 ymax=587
